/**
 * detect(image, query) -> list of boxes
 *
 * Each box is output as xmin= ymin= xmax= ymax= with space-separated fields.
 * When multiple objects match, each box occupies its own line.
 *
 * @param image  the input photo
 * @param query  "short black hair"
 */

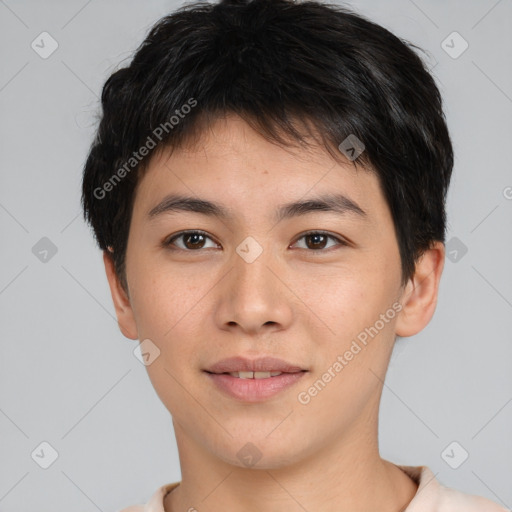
xmin=82 ymin=0 xmax=453 ymax=291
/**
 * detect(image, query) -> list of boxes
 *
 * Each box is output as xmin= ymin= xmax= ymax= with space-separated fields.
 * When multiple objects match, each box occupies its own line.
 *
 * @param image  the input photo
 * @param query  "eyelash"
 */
xmin=163 ymin=230 xmax=348 ymax=252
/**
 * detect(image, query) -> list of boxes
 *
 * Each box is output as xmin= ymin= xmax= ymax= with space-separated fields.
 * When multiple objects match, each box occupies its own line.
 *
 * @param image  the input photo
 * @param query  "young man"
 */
xmin=82 ymin=0 xmax=507 ymax=510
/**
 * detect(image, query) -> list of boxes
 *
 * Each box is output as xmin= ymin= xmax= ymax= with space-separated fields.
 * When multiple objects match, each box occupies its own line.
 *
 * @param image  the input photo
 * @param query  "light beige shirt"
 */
xmin=118 ymin=465 xmax=509 ymax=511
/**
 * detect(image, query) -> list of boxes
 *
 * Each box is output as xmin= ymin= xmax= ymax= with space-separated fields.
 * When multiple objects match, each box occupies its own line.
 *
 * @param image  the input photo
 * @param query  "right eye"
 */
xmin=163 ymin=230 xmax=220 ymax=251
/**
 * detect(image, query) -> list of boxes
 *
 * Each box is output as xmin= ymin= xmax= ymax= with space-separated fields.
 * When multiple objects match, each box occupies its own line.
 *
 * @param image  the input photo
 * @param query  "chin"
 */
xmin=208 ymin=434 xmax=308 ymax=470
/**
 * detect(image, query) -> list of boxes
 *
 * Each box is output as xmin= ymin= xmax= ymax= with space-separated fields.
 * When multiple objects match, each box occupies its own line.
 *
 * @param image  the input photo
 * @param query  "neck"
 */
xmin=164 ymin=420 xmax=418 ymax=512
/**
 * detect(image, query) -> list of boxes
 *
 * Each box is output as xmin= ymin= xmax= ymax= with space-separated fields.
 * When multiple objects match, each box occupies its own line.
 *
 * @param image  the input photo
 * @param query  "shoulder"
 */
xmin=397 ymin=465 xmax=508 ymax=512
xmin=116 ymin=481 xmax=181 ymax=512
xmin=437 ymin=482 xmax=508 ymax=511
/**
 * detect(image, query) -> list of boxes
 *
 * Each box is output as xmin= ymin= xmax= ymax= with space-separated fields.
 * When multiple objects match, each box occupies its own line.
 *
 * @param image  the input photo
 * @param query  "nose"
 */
xmin=214 ymin=239 xmax=294 ymax=335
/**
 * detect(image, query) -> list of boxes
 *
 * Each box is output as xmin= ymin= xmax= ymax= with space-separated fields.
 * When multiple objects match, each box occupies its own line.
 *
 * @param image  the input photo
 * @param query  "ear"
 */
xmin=103 ymin=250 xmax=138 ymax=340
xmin=395 ymin=241 xmax=445 ymax=338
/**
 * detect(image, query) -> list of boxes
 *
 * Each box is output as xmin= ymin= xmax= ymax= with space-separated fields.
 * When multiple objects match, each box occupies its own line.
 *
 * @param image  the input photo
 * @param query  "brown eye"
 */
xmin=165 ymin=230 xmax=218 ymax=251
xmin=305 ymin=233 xmax=328 ymax=250
xmin=292 ymin=231 xmax=346 ymax=251
xmin=182 ymin=232 xmax=206 ymax=249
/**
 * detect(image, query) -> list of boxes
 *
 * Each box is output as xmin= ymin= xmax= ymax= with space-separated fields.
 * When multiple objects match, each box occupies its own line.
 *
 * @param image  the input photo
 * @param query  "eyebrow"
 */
xmin=147 ymin=192 xmax=367 ymax=222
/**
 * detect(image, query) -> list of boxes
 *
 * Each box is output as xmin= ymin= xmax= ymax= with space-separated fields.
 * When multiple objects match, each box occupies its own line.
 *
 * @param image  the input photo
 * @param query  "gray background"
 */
xmin=1 ymin=0 xmax=511 ymax=510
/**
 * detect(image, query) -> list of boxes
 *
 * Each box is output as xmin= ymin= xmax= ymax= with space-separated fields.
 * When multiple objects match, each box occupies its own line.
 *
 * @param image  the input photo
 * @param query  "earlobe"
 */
xmin=395 ymin=241 xmax=445 ymax=338
xmin=103 ymin=251 xmax=139 ymax=340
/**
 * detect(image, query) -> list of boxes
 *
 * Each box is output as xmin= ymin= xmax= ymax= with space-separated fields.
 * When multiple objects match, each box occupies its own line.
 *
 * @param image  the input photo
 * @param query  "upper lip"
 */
xmin=205 ymin=356 xmax=307 ymax=374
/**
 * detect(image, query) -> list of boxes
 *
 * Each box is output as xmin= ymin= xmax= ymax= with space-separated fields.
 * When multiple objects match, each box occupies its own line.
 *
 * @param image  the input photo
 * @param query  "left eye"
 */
xmin=291 ymin=231 xmax=346 ymax=251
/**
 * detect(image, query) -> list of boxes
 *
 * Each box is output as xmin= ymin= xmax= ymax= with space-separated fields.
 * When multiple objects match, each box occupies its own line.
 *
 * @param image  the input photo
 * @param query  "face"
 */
xmin=106 ymin=114 xmax=442 ymax=469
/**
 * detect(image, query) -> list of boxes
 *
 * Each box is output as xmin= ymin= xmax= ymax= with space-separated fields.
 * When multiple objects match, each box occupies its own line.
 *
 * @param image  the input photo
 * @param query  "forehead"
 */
xmin=134 ymin=114 xmax=387 ymax=224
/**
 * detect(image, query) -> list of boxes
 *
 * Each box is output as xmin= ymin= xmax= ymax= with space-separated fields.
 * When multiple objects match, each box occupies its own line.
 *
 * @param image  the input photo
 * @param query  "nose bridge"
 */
xmin=235 ymin=235 xmax=273 ymax=289
xmin=215 ymin=234 xmax=292 ymax=332
xmin=233 ymin=234 xmax=277 ymax=305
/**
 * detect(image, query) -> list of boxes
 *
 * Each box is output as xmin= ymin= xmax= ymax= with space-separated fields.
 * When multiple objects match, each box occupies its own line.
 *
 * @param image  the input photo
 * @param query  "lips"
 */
xmin=206 ymin=369 xmax=307 ymax=401
xmin=226 ymin=371 xmax=284 ymax=379
xmin=205 ymin=356 xmax=307 ymax=374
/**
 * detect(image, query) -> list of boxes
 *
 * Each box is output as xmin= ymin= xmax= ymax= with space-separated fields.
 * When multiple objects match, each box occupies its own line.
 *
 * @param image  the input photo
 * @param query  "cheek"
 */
xmin=294 ymin=253 xmax=402 ymax=396
xmin=295 ymin=259 xmax=398 ymax=341
xmin=128 ymin=273 xmax=209 ymax=411
xmin=130 ymin=271 xmax=205 ymax=343
xmin=293 ymin=272 xmax=400 ymax=428
xmin=126 ymin=242 xmax=201 ymax=331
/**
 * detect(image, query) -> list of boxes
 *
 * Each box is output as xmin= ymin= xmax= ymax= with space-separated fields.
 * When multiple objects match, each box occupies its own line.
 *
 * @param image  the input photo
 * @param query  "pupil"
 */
xmin=308 ymin=234 xmax=326 ymax=249
xmin=186 ymin=233 xmax=204 ymax=249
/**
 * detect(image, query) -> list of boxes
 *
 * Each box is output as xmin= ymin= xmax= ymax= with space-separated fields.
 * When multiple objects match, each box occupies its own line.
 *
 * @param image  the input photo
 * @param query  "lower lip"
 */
xmin=205 ymin=371 xmax=307 ymax=402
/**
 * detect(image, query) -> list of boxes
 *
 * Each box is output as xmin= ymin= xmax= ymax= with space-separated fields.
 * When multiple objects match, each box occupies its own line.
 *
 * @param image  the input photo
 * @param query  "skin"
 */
xmin=104 ymin=114 xmax=445 ymax=512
